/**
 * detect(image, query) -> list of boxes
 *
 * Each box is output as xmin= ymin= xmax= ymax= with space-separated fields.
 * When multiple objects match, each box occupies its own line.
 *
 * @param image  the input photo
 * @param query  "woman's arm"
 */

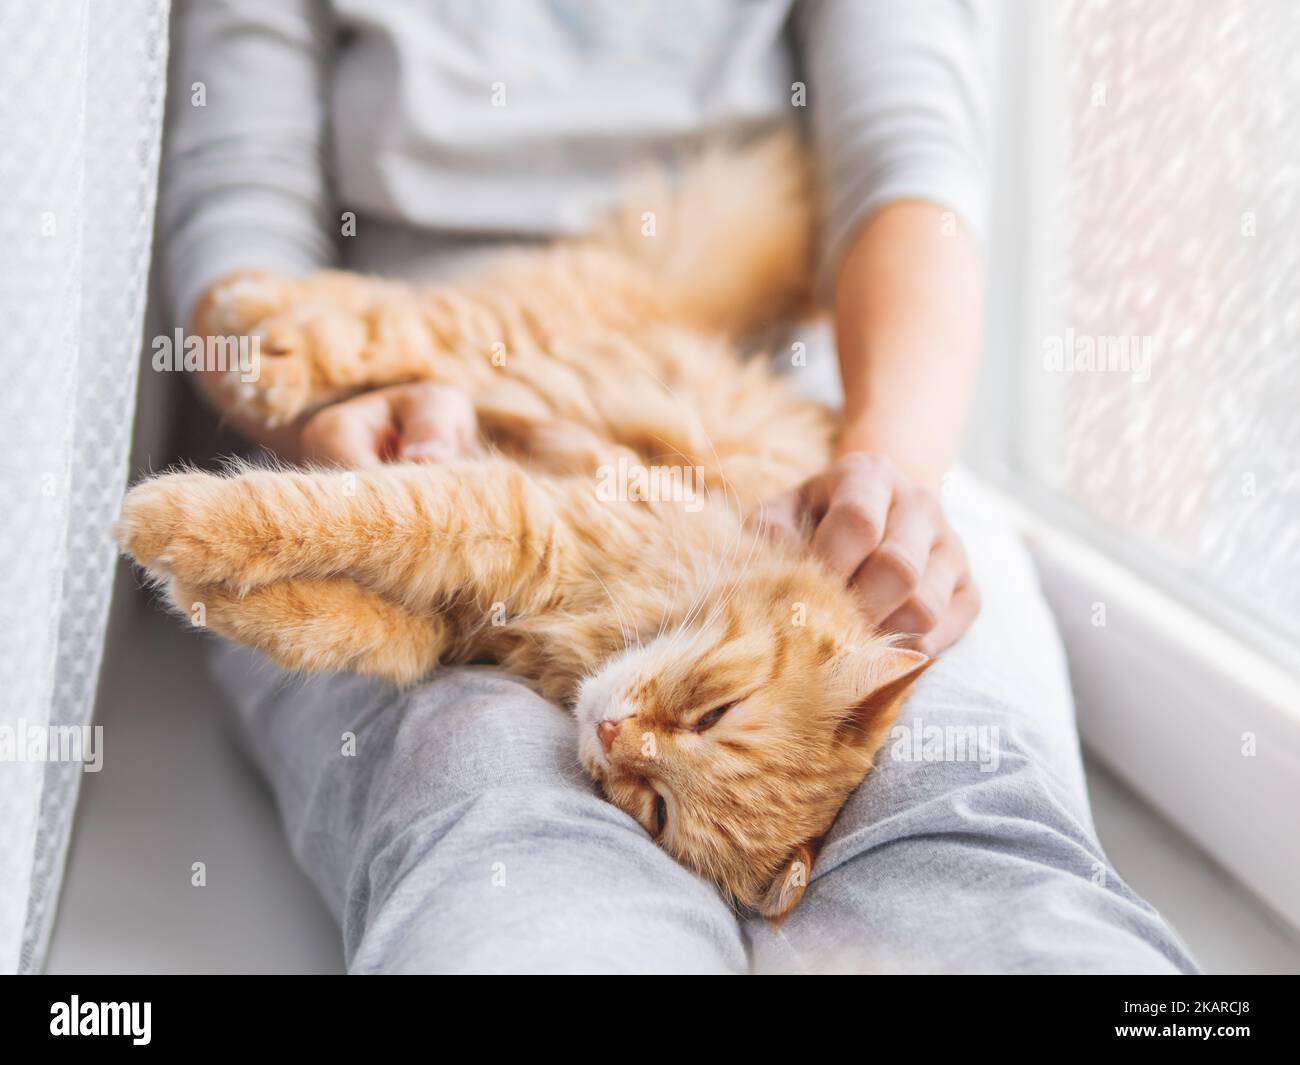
xmin=832 ymin=200 xmax=982 ymax=488
xmin=163 ymin=0 xmax=339 ymax=455
xmin=797 ymin=0 xmax=988 ymax=481
xmin=777 ymin=0 xmax=989 ymax=652
xmin=163 ymin=0 xmax=340 ymax=328
xmin=166 ymin=2 xmax=470 ymax=466
xmin=804 ymin=202 xmax=984 ymax=654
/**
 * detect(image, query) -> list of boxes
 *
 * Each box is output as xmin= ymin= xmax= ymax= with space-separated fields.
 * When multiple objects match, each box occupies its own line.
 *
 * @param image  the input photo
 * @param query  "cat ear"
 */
xmin=757 ymin=842 xmax=815 ymax=924
xmin=836 ymin=647 xmax=932 ymax=748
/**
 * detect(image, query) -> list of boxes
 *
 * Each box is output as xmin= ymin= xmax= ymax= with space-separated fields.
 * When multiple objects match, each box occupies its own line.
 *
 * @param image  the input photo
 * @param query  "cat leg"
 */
xmin=169 ymin=575 xmax=449 ymax=685
xmin=205 ymin=271 xmax=438 ymax=426
xmin=117 ymin=458 xmax=568 ymax=616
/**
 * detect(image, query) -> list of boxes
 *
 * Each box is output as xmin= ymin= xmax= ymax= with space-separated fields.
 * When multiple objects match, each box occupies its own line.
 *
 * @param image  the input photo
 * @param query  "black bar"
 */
xmin=2 ymin=976 xmax=1291 ymax=1050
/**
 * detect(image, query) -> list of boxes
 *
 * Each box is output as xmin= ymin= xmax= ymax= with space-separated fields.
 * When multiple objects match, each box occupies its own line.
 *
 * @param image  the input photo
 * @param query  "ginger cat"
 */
xmin=117 ymin=134 xmax=930 ymax=920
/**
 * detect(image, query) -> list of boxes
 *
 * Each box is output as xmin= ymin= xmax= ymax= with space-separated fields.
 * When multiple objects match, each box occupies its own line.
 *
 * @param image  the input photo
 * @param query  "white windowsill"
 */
xmin=973 ymin=475 xmax=1300 ymax=935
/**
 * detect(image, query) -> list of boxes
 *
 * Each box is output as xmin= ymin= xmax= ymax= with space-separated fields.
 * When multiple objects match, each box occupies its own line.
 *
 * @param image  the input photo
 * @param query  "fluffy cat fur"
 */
xmin=117 ymin=133 xmax=931 ymax=920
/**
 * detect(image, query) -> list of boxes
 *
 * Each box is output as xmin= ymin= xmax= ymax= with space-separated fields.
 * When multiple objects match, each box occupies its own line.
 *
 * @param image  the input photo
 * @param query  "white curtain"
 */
xmin=0 ymin=0 xmax=169 ymax=973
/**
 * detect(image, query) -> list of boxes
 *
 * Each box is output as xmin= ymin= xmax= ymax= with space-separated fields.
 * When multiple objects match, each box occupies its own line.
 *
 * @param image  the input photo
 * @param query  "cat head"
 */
xmin=574 ymin=574 xmax=929 ymax=921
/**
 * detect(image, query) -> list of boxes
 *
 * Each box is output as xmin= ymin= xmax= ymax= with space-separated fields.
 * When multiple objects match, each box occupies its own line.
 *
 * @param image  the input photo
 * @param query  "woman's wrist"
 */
xmin=833 ymin=411 xmax=949 ymax=491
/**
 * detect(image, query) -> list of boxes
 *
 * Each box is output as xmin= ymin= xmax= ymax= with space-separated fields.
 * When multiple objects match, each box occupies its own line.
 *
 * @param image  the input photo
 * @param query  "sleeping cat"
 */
xmin=116 ymin=134 xmax=931 ymax=920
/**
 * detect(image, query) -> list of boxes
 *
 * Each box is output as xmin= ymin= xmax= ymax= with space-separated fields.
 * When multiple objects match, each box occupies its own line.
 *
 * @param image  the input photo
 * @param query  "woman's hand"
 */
xmin=763 ymin=452 xmax=979 ymax=655
xmin=300 ymin=382 xmax=478 ymax=467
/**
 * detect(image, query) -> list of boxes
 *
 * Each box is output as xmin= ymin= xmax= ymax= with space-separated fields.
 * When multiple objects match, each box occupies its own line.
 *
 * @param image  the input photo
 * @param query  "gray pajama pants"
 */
xmin=209 ymin=480 xmax=1199 ymax=974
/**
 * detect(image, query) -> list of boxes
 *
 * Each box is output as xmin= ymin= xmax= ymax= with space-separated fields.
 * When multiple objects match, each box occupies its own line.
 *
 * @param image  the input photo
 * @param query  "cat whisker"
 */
xmin=579 ymin=559 xmax=636 ymax=654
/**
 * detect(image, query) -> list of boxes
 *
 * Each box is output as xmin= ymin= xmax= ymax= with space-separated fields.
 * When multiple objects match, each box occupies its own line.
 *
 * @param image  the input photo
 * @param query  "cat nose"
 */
xmin=597 ymin=720 xmax=621 ymax=753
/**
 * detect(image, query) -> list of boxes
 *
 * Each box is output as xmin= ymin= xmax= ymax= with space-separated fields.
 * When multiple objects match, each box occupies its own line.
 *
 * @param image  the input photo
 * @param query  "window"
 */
xmin=973 ymin=0 xmax=1300 ymax=929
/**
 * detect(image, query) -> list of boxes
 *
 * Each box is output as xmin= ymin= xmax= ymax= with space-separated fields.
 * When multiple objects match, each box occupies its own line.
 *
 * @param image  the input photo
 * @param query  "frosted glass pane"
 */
xmin=1038 ymin=0 xmax=1300 ymax=643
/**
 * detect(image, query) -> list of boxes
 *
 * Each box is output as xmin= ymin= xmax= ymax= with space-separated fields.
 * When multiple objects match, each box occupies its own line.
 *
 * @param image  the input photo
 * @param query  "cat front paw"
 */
xmin=114 ymin=471 xmax=247 ymax=587
xmin=209 ymin=274 xmax=293 ymax=334
xmin=114 ymin=473 xmax=201 ymax=578
xmin=230 ymin=307 xmax=370 ymax=427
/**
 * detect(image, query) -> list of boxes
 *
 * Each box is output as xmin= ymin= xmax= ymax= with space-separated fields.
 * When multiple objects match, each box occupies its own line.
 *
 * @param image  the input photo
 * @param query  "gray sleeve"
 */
xmin=160 ymin=0 xmax=339 ymax=325
xmin=795 ymin=0 xmax=991 ymax=301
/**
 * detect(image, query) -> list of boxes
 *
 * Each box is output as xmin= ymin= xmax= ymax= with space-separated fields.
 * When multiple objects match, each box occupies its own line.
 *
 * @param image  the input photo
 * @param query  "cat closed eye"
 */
xmin=692 ymin=702 xmax=734 ymax=732
xmin=653 ymin=793 xmax=668 ymax=837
